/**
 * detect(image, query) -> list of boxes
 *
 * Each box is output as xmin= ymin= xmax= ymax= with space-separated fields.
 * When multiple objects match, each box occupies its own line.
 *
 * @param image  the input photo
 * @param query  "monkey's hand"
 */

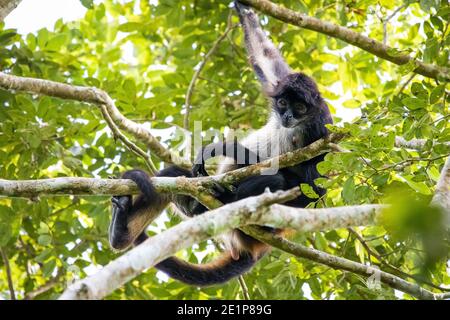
xmin=192 ymin=162 xmax=209 ymax=177
xmin=233 ymin=1 xmax=250 ymax=14
xmin=111 ymin=196 xmax=131 ymax=212
xmin=192 ymin=144 xmax=220 ymax=177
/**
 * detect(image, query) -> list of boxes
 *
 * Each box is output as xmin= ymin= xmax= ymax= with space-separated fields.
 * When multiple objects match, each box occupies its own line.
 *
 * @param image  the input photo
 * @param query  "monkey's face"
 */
xmin=271 ymin=73 xmax=323 ymax=128
xmin=273 ymin=94 xmax=310 ymax=128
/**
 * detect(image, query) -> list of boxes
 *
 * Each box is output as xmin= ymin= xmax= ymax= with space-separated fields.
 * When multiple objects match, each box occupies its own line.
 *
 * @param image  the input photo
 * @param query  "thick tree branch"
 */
xmin=59 ymin=189 xmax=384 ymax=299
xmin=0 ymin=132 xmax=344 ymax=200
xmin=240 ymin=0 xmax=450 ymax=81
xmin=0 ymin=0 xmax=21 ymax=21
xmin=0 ymin=72 xmax=191 ymax=168
xmin=431 ymin=156 xmax=450 ymax=216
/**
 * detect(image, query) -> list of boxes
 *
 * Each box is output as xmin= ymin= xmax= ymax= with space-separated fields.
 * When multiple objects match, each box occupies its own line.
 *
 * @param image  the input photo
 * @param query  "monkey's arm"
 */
xmin=234 ymin=1 xmax=291 ymax=92
xmin=192 ymin=139 xmax=261 ymax=176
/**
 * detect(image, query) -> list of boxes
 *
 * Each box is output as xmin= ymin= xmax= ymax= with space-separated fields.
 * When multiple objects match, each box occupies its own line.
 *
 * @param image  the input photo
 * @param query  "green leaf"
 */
xmin=38 ymin=222 xmax=50 ymax=234
xmin=0 ymin=31 xmax=18 ymax=46
xmin=118 ymin=22 xmax=143 ymax=32
xmin=402 ymin=97 xmax=427 ymax=110
xmin=342 ymin=99 xmax=361 ymax=109
xmin=38 ymin=235 xmax=52 ymax=246
xmin=46 ymin=34 xmax=68 ymax=51
xmin=342 ymin=177 xmax=356 ymax=204
xmin=420 ymin=0 xmax=440 ymax=13
xmin=300 ymin=183 xmax=319 ymax=199
xmin=80 ymin=0 xmax=94 ymax=9
xmin=402 ymin=176 xmax=432 ymax=195
xmin=354 ymin=239 xmax=365 ymax=263
xmin=429 ymin=85 xmax=445 ymax=104
xmin=42 ymin=259 xmax=57 ymax=277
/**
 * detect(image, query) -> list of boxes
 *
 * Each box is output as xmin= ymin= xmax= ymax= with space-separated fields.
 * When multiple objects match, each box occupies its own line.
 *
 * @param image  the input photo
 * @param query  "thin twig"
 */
xmin=24 ymin=269 xmax=63 ymax=300
xmin=397 ymin=73 xmax=416 ymax=95
xmin=98 ymin=104 xmax=157 ymax=174
xmin=238 ymin=276 xmax=251 ymax=300
xmin=183 ymin=12 xmax=235 ymax=129
xmin=0 ymin=247 xmax=16 ymax=300
xmin=348 ymin=228 xmax=450 ymax=292
xmin=241 ymin=226 xmax=446 ymax=300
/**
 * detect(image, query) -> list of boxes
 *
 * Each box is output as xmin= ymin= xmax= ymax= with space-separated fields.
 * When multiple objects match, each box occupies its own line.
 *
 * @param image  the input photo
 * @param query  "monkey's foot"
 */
xmin=111 ymin=196 xmax=127 ymax=211
xmin=233 ymin=1 xmax=250 ymax=13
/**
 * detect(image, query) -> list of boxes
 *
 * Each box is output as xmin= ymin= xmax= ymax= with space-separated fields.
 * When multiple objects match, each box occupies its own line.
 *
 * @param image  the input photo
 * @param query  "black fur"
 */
xmin=155 ymin=252 xmax=257 ymax=286
xmin=192 ymin=138 xmax=261 ymax=177
xmin=109 ymin=170 xmax=161 ymax=250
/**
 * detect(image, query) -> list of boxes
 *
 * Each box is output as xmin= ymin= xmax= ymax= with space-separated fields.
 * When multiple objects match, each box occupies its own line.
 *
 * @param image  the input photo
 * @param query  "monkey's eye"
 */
xmin=277 ymin=98 xmax=287 ymax=108
xmin=295 ymin=103 xmax=307 ymax=114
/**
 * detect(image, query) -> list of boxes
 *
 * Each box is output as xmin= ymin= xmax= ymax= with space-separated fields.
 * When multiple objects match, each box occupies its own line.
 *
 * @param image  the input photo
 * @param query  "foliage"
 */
xmin=0 ymin=0 xmax=449 ymax=300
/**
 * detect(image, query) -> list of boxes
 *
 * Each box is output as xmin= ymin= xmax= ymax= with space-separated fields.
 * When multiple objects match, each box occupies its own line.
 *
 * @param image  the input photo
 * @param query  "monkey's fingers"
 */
xmin=192 ymin=163 xmax=209 ymax=177
xmin=111 ymin=197 xmax=126 ymax=211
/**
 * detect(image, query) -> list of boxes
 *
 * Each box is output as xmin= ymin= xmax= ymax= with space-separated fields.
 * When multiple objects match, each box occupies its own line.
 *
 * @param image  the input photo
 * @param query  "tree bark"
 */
xmin=0 ymin=0 xmax=21 ymax=21
xmin=0 ymin=72 xmax=191 ymax=169
xmin=240 ymin=0 xmax=450 ymax=81
xmin=431 ymin=156 xmax=450 ymax=216
xmin=59 ymin=189 xmax=384 ymax=300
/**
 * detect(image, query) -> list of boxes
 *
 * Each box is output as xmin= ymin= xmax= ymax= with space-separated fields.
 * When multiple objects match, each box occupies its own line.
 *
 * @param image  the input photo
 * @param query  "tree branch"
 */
xmin=431 ymin=156 xmax=450 ymax=216
xmin=0 ymin=0 xmax=21 ymax=21
xmin=0 ymin=132 xmax=344 ymax=200
xmin=240 ymin=0 xmax=450 ymax=81
xmin=0 ymin=72 xmax=191 ymax=168
xmin=98 ymin=104 xmax=157 ymax=174
xmin=348 ymin=227 xmax=449 ymax=292
xmin=238 ymin=276 xmax=251 ymax=300
xmin=24 ymin=269 xmax=63 ymax=300
xmin=58 ymin=189 xmax=384 ymax=300
xmin=241 ymin=226 xmax=447 ymax=300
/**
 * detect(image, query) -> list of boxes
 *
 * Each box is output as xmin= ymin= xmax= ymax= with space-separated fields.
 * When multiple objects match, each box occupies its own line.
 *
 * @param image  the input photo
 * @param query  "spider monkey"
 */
xmin=109 ymin=1 xmax=332 ymax=286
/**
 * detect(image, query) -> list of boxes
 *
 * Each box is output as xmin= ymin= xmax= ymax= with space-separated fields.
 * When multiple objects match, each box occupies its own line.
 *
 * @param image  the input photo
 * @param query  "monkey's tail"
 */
xmin=122 ymin=169 xmax=156 ymax=199
xmin=155 ymin=251 xmax=264 ymax=286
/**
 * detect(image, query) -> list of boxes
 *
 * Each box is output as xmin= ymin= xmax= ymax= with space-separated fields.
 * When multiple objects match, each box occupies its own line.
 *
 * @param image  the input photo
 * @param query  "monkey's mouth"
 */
xmin=281 ymin=118 xmax=302 ymax=128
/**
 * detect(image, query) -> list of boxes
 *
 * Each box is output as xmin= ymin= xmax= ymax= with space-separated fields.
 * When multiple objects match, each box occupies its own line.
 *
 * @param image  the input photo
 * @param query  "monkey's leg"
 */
xmin=235 ymin=173 xmax=287 ymax=199
xmin=223 ymin=174 xmax=287 ymax=259
xmin=234 ymin=1 xmax=291 ymax=92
